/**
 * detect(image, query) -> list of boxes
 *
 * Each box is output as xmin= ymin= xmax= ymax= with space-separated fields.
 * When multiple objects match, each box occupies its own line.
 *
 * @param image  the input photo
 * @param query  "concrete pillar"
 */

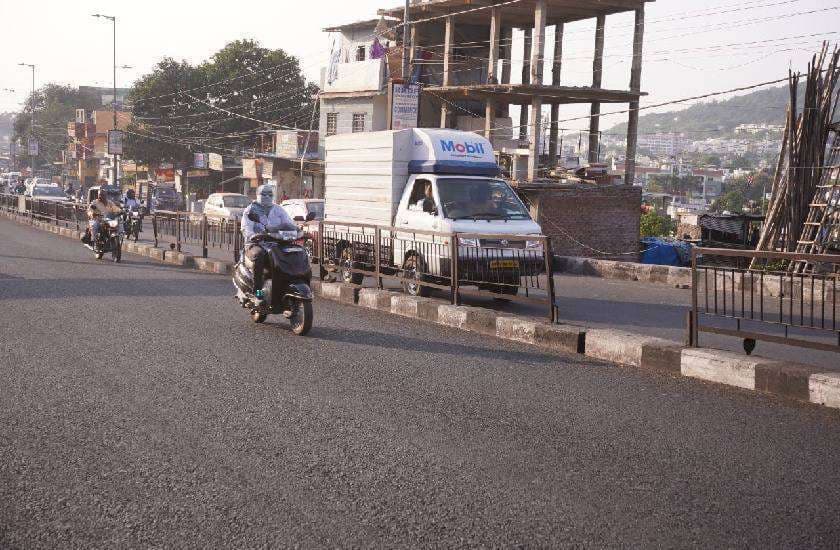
xmin=518 ymin=28 xmax=532 ymax=142
xmin=527 ymin=1 xmax=547 ymax=181
xmin=625 ymin=6 xmax=645 ymax=186
xmin=440 ymin=15 xmax=455 ymax=128
xmin=588 ymin=14 xmax=606 ymax=165
xmin=501 ymin=27 xmax=513 ymax=85
xmin=548 ymin=23 xmax=564 ymax=168
xmin=488 ymin=7 xmax=501 ymax=83
xmin=485 ymin=99 xmax=496 ymax=140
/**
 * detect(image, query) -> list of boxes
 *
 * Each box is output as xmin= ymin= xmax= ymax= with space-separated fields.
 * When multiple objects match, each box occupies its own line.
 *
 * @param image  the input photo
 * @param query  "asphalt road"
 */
xmin=2 ymin=215 xmax=840 ymax=548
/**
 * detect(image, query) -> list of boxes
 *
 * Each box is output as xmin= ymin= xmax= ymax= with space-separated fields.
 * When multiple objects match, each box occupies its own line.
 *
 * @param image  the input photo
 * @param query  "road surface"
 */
xmin=1 ymin=216 xmax=840 ymax=548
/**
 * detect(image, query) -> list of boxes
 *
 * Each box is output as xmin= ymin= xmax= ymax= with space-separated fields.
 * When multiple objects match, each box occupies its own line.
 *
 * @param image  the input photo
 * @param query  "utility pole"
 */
xmin=401 ymin=0 xmax=410 ymax=81
xmin=17 ymin=63 xmax=36 ymax=176
xmin=93 ymin=13 xmax=118 ymax=186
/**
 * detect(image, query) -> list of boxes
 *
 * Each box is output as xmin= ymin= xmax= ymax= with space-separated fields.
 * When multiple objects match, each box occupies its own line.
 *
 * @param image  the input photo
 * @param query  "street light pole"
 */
xmin=93 ymin=13 xmax=118 ymax=186
xmin=17 ymin=63 xmax=36 ymax=176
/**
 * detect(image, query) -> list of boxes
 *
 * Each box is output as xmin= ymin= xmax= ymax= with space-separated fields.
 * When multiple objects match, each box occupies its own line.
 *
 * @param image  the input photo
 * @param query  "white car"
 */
xmin=203 ymin=192 xmax=250 ymax=222
xmin=30 ymin=185 xmax=69 ymax=203
xmin=281 ymin=199 xmax=324 ymax=222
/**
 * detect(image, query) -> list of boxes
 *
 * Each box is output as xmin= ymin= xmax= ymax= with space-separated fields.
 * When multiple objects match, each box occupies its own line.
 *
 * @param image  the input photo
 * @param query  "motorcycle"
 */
xmin=82 ymin=211 xmax=124 ymax=262
xmin=124 ymin=209 xmax=143 ymax=242
xmin=232 ymin=213 xmax=315 ymax=335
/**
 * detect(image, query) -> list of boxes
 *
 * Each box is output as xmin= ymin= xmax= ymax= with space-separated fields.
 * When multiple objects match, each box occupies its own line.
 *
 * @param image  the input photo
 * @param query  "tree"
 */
xmin=126 ymin=40 xmax=319 ymax=167
xmin=640 ymin=211 xmax=674 ymax=237
xmin=713 ymin=190 xmax=746 ymax=213
xmin=12 ymin=84 xmax=100 ymax=166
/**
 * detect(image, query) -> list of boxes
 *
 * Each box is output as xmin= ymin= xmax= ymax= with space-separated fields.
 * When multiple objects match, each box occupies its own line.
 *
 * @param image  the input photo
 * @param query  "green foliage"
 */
xmin=126 ymin=40 xmax=319 ymax=167
xmin=713 ymin=190 xmax=746 ymax=214
xmin=640 ymin=210 xmax=674 ymax=238
xmin=12 ymin=85 xmax=100 ymax=164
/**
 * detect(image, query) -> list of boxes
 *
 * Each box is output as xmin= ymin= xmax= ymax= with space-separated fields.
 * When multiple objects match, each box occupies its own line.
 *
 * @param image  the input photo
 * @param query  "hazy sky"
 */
xmin=1 ymin=0 xmax=838 ymax=131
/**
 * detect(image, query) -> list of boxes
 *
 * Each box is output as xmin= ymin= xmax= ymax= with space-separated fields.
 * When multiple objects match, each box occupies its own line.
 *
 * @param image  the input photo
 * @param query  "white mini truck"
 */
xmin=323 ymin=128 xmax=546 ymax=297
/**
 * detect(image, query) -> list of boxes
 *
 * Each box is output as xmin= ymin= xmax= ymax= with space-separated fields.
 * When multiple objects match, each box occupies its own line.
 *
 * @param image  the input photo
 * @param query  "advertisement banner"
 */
xmin=208 ymin=152 xmax=223 ymax=171
xmin=107 ymin=130 xmax=123 ymax=155
xmin=391 ymin=83 xmax=420 ymax=130
xmin=261 ymin=158 xmax=274 ymax=178
xmin=242 ymin=158 xmax=260 ymax=179
xmin=275 ymin=130 xmax=319 ymax=160
xmin=193 ymin=153 xmax=208 ymax=169
xmin=28 ymin=138 xmax=39 ymax=157
xmin=187 ymin=169 xmax=209 ymax=178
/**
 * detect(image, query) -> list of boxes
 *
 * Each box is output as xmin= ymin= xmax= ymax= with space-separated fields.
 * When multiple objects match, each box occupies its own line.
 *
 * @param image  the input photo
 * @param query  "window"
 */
xmin=355 ymin=45 xmax=366 ymax=61
xmin=352 ymin=113 xmax=366 ymax=133
xmin=326 ymin=113 xmax=338 ymax=136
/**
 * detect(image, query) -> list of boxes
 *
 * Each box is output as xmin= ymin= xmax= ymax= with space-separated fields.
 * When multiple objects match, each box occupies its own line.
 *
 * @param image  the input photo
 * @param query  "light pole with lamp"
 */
xmin=17 ymin=63 xmax=36 ymax=176
xmin=92 ymin=13 xmax=120 ymax=186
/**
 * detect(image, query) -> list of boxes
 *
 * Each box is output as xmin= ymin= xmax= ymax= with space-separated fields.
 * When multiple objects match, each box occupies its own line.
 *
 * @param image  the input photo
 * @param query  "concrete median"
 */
xmin=437 ymin=304 xmax=498 ymax=335
xmin=321 ymin=282 xmax=358 ymax=304
xmin=585 ymin=328 xmax=676 ymax=368
xmin=358 ymin=288 xmax=401 ymax=311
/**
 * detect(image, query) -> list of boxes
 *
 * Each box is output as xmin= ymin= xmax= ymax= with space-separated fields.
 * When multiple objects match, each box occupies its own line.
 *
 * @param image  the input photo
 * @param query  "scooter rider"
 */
xmin=123 ymin=188 xmax=140 ymax=212
xmin=241 ymin=184 xmax=297 ymax=299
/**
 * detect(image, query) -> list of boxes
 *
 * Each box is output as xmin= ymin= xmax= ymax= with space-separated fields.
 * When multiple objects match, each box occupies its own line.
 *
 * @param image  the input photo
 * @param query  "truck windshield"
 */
xmin=437 ymin=178 xmax=531 ymax=221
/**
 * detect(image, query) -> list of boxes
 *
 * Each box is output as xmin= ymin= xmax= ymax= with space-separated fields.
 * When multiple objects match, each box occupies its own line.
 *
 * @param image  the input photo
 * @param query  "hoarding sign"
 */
xmin=193 ymin=153 xmax=208 ymax=169
xmin=261 ymin=158 xmax=274 ymax=179
xmin=275 ymin=130 xmax=319 ymax=160
xmin=242 ymin=158 xmax=260 ymax=179
xmin=187 ymin=169 xmax=209 ymax=178
xmin=391 ymin=83 xmax=420 ymax=130
xmin=107 ymin=130 xmax=123 ymax=155
xmin=27 ymin=138 xmax=39 ymax=157
xmin=209 ymin=152 xmax=223 ymax=171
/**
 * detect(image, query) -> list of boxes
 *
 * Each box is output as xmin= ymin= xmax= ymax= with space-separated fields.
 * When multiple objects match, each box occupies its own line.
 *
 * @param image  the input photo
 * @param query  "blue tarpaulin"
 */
xmin=640 ymin=237 xmax=692 ymax=267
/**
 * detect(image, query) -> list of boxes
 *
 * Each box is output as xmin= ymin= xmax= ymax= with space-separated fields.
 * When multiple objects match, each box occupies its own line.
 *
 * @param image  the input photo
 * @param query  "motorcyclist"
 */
xmin=241 ymin=184 xmax=297 ymax=300
xmin=87 ymin=188 xmax=122 ymax=244
xmin=123 ymin=188 xmax=140 ymax=212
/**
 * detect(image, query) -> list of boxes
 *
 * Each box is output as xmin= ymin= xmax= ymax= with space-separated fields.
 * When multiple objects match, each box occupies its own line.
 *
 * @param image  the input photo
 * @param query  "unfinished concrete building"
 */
xmin=322 ymin=0 xmax=651 ymax=257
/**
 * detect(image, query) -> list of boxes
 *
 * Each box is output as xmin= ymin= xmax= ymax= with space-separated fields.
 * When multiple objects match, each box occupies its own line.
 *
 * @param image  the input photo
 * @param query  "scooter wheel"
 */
xmin=289 ymin=300 xmax=313 ymax=336
xmin=95 ymin=252 xmax=104 ymax=260
xmin=251 ymin=310 xmax=267 ymax=323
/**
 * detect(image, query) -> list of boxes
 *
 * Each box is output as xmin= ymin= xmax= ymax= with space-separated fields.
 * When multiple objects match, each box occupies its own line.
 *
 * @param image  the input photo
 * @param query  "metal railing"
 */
xmin=151 ymin=210 xmax=243 ymax=261
xmin=319 ymin=221 xmax=557 ymax=322
xmin=688 ymin=247 xmax=840 ymax=353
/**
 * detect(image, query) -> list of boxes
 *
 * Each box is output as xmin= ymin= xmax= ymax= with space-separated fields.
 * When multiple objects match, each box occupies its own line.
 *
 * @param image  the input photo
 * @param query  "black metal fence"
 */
xmin=319 ymin=221 xmax=557 ymax=322
xmin=689 ymin=247 xmax=840 ymax=353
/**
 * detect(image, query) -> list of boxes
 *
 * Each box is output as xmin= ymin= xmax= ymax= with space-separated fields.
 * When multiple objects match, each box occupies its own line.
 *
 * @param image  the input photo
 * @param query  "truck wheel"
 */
xmin=402 ymin=255 xmax=431 ymax=297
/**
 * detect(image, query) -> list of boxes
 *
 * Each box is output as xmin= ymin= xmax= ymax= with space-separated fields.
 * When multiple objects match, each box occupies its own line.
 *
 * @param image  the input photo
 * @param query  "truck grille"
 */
xmin=480 ymin=238 xmax=526 ymax=249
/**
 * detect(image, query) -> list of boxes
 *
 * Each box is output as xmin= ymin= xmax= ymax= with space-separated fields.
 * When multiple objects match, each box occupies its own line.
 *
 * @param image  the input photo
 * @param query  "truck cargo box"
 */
xmin=324 ymin=130 xmax=413 ymax=226
xmin=324 ymin=129 xmax=498 ymax=226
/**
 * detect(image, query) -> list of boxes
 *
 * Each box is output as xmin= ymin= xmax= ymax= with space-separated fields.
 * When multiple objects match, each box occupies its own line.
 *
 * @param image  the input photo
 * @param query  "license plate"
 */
xmin=490 ymin=260 xmax=519 ymax=269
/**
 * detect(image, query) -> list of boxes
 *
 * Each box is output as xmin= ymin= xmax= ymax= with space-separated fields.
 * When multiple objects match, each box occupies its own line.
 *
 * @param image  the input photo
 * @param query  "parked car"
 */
xmin=149 ymin=185 xmax=184 ymax=212
xmin=86 ymin=185 xmax=122 ymax=205
xmin=204 ymin=192 xmax=249 ymax=222
xmin=281 ymin=199 xmax=324 ymax=222
xmin=31 ymin=185 xmax=71 ymax=203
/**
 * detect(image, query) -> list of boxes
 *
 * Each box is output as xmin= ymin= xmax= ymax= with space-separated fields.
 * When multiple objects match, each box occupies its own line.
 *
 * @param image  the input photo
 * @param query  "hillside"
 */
xmin=609 ymin=84 xmax=801 ymax=136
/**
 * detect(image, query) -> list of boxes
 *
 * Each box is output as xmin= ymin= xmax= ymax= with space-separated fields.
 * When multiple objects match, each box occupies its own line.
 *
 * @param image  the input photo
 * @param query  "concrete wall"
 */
xmin=318 ymin=95 xmax=389 ymax=154
xmin=525 ymin=185 xmax=642 ymax=259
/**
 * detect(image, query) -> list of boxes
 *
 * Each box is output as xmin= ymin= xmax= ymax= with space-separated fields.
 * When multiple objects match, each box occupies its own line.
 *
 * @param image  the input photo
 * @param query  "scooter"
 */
xmin=232 ymin=214 xmax=315 ymax=335
xmin=124 ymin=209 xmax=143 ymax=242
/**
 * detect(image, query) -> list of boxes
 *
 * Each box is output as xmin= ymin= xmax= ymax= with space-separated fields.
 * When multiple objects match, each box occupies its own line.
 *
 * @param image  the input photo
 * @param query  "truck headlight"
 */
xmin=459 ymin=237 xmax=480 ymax=247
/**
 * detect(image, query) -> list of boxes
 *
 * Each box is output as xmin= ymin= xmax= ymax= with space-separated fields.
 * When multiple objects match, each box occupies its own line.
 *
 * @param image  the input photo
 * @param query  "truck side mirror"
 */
xmin=306 ymin=211 xmax=317 ymax=221
xmin=422 ymin=197 xmax=437 ymax=215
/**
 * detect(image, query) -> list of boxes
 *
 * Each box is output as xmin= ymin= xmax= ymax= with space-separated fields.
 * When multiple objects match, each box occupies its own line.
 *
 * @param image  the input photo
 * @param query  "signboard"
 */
xmin=27 ymin=138 xmax=39 ymax=157
xmin=242 ymin=158 xmax=260 ymax=179
xmin=107 ymin=130 xmax=123 ymax=155
xmin=209 ymin=152 xmax=223 ymax=171
xmin=187 ymin=169 xmax=209 ymax=178
xmin=391 ymin=83 xmax=420 ymax=130
xmin=76 ymin=109 xmax=86 ymax=124
xmin=193 ymin=152 xmax=208 ymax=169
xmin=275 ymin=130 xmax=319 ymax=160
xmin=261 ymin=158 xmax=274 ymax=179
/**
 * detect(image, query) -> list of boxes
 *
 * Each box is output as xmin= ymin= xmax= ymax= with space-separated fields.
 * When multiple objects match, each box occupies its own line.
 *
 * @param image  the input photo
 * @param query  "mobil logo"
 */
xmin=439 ymin=139 xmax=485 ymax=155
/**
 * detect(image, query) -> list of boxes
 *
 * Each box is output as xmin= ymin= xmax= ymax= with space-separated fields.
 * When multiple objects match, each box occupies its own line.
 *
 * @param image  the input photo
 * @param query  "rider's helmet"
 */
xmin=125 ymin=189 xmax=135 ymax=200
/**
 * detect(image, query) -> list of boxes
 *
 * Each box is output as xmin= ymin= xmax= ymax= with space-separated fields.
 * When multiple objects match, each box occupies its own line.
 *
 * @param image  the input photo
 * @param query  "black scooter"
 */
xmin=232 ymin=212 xmax=315 ymax=335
